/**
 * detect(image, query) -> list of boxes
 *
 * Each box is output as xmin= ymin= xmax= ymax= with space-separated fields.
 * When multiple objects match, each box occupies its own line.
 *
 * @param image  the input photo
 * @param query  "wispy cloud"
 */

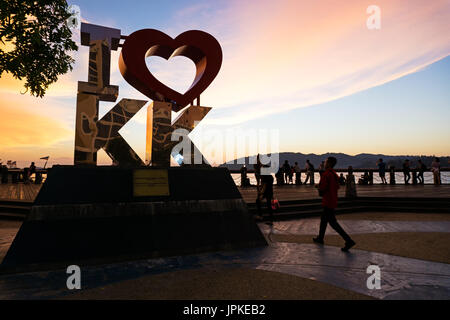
xmin=157 ymin=0 xmax=450 ymax=125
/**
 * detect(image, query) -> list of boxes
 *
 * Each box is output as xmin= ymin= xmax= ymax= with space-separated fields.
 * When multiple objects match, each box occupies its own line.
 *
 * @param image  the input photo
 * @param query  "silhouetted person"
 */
xmin=275 ymin=167 xmax=284 ymax=185
xmin=254 ymin=154 xmax=262 ymax=187
xmin=30 ymin=161 xmax=36 ymax=173
xmin=282 ymin=160 xmax=290 ymax=184
xmin=338 ymin=173 xmax=346 ymax=185
xmin=256 ymin=173 xmax=274 ymax=224
xmin=240 ymin=165 xmax=249 ymax=187
xmin=293 ymin=161 xmax=301 ymax=184
xmin=345 ymin=166 xmax=357 ymax=198
xmin=359 ymin=171 xmax=370 ymax=185
xmin=417 ymin=160 xmax=426 ymax=184
xmin=403 ymin=160 xmax=411 ymax=184
xmin=431 ymin=158 xmax=441 ymax=185
xmin=313 ymin=157 xmax=355 ymax=251
xmin=377 ymin=158 xmax=387 ymax=184
xmin=389 ymin=165 xmax=396 ymax=184
xmin=28 ymin=162 xmax=36 ymax=183
xmin=304 ymin=160 xmax=314 ymax=185
xmin=289 ymin=166 xmax=294 ymax=184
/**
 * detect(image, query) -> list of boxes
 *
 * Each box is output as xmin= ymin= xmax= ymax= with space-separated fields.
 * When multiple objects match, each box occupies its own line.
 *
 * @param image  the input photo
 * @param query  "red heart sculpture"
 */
xmin=119 ymin=29 xmax=222 ymax=112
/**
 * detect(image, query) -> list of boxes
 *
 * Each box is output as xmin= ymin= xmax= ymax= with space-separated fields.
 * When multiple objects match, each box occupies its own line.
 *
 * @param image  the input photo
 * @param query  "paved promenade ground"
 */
xmin=0 ymin=183 xmax=449 ymax=299
xmin=0 ymin=211 xmax=449 ymax=299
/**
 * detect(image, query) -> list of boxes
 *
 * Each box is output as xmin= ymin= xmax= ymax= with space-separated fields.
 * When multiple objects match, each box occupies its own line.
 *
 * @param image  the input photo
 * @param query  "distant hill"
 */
xmin=220 ymin=152 xmax=449 ymax=170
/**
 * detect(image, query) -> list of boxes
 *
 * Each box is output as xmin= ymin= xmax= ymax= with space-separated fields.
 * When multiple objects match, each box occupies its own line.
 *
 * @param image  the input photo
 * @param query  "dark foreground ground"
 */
xmin=1 ymin=211 xmax=449 ymax=300
xmin=0 ymin=184 xmax=449 ymax=299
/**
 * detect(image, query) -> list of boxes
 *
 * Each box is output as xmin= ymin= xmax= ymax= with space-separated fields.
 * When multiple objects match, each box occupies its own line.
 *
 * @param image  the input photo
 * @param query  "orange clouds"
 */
xmin=0 ymin=72 xmax=28 ymax=95
xmin=0 ymin=40 xmax=76 ymax=163
xmin=0 ymin=104 xmax=72 ymax=147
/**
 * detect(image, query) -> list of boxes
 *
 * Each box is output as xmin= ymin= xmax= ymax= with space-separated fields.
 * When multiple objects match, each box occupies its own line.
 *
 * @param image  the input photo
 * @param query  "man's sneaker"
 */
xmin=312 ymin=237 xmax=324 ymax=244
xmin=341 ymin=240 xmax=356 ymax=252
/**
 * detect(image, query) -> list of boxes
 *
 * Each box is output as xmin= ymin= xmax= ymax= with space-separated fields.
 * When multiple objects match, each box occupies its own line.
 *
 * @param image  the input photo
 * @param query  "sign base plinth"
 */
xmin=1 ymin=166 xmax=266 ymax=273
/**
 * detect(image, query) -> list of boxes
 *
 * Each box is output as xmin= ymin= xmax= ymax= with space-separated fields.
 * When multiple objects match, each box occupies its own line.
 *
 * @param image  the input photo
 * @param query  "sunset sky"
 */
xmin=1 ymin=0 xmax=449 ymax=167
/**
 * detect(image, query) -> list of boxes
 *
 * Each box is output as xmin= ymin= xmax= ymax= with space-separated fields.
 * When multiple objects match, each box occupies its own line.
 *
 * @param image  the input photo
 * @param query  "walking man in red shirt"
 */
xmin=313 ymin=157 xmax=356 ymax=252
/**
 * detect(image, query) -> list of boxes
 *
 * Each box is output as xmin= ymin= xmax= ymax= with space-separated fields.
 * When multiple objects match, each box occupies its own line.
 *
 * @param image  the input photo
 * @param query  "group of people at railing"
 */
xmin=0 ymin=162 xmax=43 ymax=184
xmin=375 ymin=157 xmax=442 ymax=185
xmin=240 ymin=156 xmax=444 ymax=188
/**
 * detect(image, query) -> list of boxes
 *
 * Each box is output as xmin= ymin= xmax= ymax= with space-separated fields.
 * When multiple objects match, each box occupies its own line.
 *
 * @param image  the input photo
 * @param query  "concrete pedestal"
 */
xmin=1 ymin=166 xmax=266 ymax=273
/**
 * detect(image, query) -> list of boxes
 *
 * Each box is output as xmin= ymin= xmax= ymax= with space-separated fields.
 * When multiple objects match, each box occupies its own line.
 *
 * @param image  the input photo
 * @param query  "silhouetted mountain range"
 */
xmin=220 ymin=153 xmax=449 ymax=170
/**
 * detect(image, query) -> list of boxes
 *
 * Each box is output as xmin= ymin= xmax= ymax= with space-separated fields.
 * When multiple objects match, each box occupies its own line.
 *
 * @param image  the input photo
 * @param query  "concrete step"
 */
xmin=251 ymin=197 xmax=450 ymax=221
xmin=0 ymin=212 xmax=26 ymax=221
xmin=354 ymin=196 xmax=450 ymax=202
xmin=248 ymin=197 xmax=450 ymax=209
xmin=248 ymin=201 xmax=357 ymax=215
xmin=353 ymin=201 xmax=450 ymax=210
xmin=0 ymin=204 xmax=31 ymax=214
xmin=364 ymin=206 xmax=450 ymax=214
xmin=0 ymin=200 xmax=32 ymax=219
xmin=0 ymin=200 xmax=33 ymax=207
xmin=257 ymin=206 xmax=367 ymax=222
